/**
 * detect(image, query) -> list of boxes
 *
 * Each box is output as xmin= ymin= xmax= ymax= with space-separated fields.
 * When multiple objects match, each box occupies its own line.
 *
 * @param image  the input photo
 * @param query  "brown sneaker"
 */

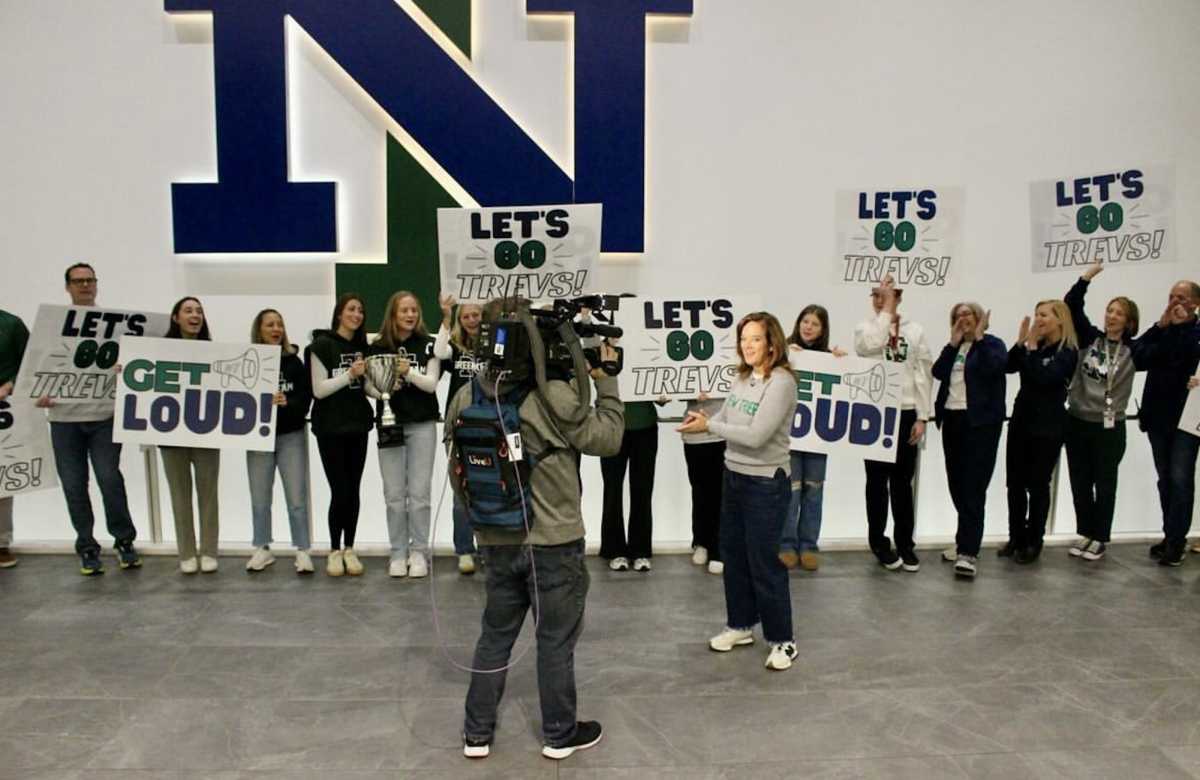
xmin=778 ymin=551 xmax=799 ymax=569
xmin=799 ymin=552 xmax=820 ymax=571
xmin=0 ymin=547 xmax=17 ymax=568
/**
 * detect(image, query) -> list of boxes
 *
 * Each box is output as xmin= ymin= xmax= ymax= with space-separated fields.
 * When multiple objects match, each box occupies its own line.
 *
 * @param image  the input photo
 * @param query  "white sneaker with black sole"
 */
xmin=954 ymin=554 xmax=978 ymax=578
xmin=463 ymin=733 xmax=491 ymax=759
xmin=542 ymin=720 xmax=602 ymax=760
xmin=1068 ymin=537 xmax=1091 ymax=557
xmin=632 ymin=557 xmax=651 ymax=572
xmin=765 ymin=641 xmax=798 ymax=671
xmin=608 ymin=556 xmax=629 ymax=571
xmin=709 ymin=626 xmax=754 ymax=652
xmin=1080 ymin=540 xmax=1108 ymax=561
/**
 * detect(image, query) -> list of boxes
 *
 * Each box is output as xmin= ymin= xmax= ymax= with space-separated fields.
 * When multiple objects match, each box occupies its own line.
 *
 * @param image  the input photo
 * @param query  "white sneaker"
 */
xmin=294 ymin=550 xmax=314 ymax=573
xmin=709 ymin=626 xmax=754 ymax=652
xmin=765 ymin=641 xmax=798 ymax=671
xmin=458 ymin=553 xmax=476 ymax=575
xmin=941 ymin=545 xmax=958 ymax=562
xmin=632 ymin=557 xmax=652 ymax=572
xmin=691 ymin=546 xmax=708 ymax=565
xmin=707 ymin=560 xmax=724 ymax=575
xmin=389 ymin=558 xmax=408 ymax=578
xmin=327 ymin=549 xmax=345 ymax=578
xmin=954 ymin=555 xmax=978 ymax=578
xmin=200 ymin=556 xmax=219 ymax=573
xmin=1068 ymin=537 xmax=1091 ymax=557
xmin=609 ymin=556 xmax=629 ymax=571
xmin=246 ymin=546 xmax=275 ymax=571
xmin=343 ymin=547 xmax=364 ymax=576
xmin=179 ymin=556 xmax=199 ymax=574
xmin=408 ymin=551 xmax=429 ymax=578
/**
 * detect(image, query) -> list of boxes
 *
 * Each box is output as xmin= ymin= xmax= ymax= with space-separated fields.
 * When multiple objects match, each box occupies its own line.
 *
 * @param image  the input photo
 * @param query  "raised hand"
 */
xmin=1082 ymin=261 xmax=1104 ymax=282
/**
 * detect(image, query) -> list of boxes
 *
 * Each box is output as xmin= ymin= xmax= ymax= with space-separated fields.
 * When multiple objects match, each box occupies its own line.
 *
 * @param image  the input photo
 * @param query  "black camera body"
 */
xmin=478 ymin=295 xmax=624 ymax=381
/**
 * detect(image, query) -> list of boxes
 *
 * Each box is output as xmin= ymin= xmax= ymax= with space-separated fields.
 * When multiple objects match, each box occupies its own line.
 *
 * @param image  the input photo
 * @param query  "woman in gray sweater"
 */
xmin=679 ymin=312 xmax=799 ymax=671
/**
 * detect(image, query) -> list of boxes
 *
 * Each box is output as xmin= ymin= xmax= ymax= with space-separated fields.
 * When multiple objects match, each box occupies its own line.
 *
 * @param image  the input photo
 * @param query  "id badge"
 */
xmin=1103 ymin=410 xmax=1116 ymax=429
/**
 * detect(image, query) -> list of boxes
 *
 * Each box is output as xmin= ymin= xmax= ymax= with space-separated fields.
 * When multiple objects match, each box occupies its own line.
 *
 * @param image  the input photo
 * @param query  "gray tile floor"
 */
xmin=2 ymin=544 xmax=1199 ymax=779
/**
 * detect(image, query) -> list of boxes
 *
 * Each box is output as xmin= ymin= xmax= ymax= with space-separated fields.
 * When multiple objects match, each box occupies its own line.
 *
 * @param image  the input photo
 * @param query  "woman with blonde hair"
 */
xmin=1000 ymin=299 xmax=1078 ymax=564
xmin=679 ymin=311 xmax=800 ymax=671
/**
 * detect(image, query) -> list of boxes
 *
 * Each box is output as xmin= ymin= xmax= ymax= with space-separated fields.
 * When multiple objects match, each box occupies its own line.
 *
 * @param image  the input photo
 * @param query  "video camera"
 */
xmin=478 ymin=294 xmax=624 ymax=381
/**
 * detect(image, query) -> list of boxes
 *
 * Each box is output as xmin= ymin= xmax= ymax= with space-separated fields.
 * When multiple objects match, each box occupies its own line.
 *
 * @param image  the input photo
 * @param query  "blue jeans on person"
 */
xmin=377 ymin=420 xmax=436 ymax=561
xmin=50 ymin=418 xmax=136 ymax=555
xmin=246 ymin=428 xmax=311 ymax=550
xmin=451 ymin=496 xmax=476 ymax=556
xmin=464 ymin=540 xmax=589 ymax=747
xmin=1146 ymin=425 xmax=1200 ymax=543
xmin=721 ymin=467 xmax=793 ymax=644
xmin=779 ymin=450 xmax=826 ymax=554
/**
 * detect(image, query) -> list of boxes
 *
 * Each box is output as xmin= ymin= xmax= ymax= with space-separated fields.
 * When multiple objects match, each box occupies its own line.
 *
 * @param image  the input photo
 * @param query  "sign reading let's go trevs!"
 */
xmin=438 ymin=204 xmax=602 ymax=303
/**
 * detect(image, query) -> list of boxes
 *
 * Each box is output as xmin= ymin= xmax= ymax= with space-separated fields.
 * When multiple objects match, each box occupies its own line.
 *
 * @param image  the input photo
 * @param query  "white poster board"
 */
xmin=113 ymin=338 xmax=281 ymax=452
xmin=1179 ymin=381 xmax=1200 ymax=439
xmin=437 ymin=204 xmax=602 ymax=303
xmin=789 ymin=349 xmax=903 ymax=463
xmin=0 ymin=398 xmax=58 ymax=498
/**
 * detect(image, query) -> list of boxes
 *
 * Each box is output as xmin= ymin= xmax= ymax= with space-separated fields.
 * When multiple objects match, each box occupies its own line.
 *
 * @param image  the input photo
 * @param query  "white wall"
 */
xmin=2 ymin=0 xmax=1198 ymax=553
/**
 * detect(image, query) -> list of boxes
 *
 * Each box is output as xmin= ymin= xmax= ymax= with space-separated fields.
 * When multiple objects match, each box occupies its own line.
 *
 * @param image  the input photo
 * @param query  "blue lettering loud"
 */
xmin=792 ymin=400 xmax=899 ymax=448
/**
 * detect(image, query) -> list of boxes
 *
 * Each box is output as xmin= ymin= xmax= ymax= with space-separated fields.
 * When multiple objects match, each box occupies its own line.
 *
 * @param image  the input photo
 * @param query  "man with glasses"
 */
xmin=36 ymin=263 xmax=141 ymax=574
xmin=1132 ymin=280 xmax=1200 ymax=567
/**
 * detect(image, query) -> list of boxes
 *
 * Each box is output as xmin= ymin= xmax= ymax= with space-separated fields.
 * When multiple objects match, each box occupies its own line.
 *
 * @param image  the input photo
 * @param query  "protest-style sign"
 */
xmin=1030 ymin=164 xmax=1175 ymax=273
xmin=113 ymin=338 xmax=281 ymax=451
xmin=789 ymin=349 xmax=903 ymax=463
xmin=1179 ymin=382 xmax=1200 ymax=439
xmin=834 ymin=187 xmax=964 ymax=289
xmin=0 ymin=398 xmax=58 ymax=498
xmin=12 ymin=305 xmax=171 ymax=406
xmin=438 ymin=204 xmax=602 ymax=303
xmin=616 ymin=296 xmax=760 ymax=401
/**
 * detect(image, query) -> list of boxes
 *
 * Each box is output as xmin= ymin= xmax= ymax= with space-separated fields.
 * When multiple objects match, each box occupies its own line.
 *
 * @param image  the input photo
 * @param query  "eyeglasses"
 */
xmin=68 ymin=278 xmax=98 ymax=286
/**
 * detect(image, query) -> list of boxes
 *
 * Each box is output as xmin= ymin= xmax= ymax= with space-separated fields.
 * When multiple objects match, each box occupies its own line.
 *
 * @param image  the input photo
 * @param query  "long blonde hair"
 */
xmin=373 ymin=290 xmax=428 ymax=349
xmin=450 ymin=303 xmax=482 ymax=354
xmin=1035 ymin=299 xmax=1077 ymax=351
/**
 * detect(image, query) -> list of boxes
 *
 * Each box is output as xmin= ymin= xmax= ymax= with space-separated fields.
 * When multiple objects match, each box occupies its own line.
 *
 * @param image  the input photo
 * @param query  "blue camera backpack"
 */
xmin=451 ymin=379 xmax=537 ymax=532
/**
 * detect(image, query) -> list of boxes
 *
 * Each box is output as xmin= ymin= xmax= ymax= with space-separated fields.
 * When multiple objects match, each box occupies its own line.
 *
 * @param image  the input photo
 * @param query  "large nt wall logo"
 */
xmin=166 ymin=0 xmax=693 ymax=257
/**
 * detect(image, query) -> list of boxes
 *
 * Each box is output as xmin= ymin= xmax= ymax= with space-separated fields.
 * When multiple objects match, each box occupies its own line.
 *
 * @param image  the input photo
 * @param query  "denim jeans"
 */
xmin=1146 ymin=425 xmax=1200 ymax=543
xmin=464 ymin=540 xmax=589 ymax=747
xmin=377 ymin=420 xmax=436 ymax=561
xmin=721 ymin=468 xmax=793 ymax=644
xmin=451 ymin=495 xmax=476 ymax=556
xmin=779 ymin=450 xmax=826 ymax=554
xmin=50 ymin=419 xmax=136 ymax=555
xmin=246 ymin=428 xmax=312 ymax=550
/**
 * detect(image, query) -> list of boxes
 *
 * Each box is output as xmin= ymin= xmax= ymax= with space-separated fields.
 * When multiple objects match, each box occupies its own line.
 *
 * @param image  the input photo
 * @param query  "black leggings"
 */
xmin=316 ymin=432 xmax=368 ymax=549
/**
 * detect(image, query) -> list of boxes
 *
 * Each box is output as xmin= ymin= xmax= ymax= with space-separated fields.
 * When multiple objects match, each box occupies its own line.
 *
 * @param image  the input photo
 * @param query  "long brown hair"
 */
xmin=788 ymin=304 xmax=831 ymax=352
xmin=251 ymin=308 xmax=297 ymax=355
xmin=735 ymin=311 xmax=790 ymax=380
xmin=373 ymin=290 xmax=428 ymax=349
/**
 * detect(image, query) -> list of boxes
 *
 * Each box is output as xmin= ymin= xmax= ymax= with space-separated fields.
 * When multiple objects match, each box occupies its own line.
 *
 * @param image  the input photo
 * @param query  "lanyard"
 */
xmin=1102 ymin=338 xmax=1120 ymax=406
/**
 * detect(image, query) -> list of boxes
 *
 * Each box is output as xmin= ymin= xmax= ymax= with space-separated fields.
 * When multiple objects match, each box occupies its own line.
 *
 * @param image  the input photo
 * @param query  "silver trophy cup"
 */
xmin=365 ymin=353 xmax=400 ymax=428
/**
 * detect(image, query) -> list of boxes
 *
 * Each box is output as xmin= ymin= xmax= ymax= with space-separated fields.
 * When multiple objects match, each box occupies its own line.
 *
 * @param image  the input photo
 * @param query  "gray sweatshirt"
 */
xmin=707 ymin=366 xmax=797 ymax=477
xmin=1068 ymin=335 xmax=1136 ymax=423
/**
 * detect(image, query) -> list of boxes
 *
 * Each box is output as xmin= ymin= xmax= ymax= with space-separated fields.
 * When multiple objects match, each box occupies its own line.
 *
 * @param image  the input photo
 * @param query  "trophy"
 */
xmin=365 ymin=353 xmax=401 ymax=428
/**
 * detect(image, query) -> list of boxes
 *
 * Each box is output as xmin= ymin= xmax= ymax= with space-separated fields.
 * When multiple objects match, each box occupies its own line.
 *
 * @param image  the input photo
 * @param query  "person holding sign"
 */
xmin=679 ymin=312 xmax=799 ymax=671
xmin=436 ymin=294 xmax=484 ymax=574
xmin=245 ymin=310 xmax=314 ymax=574
xmin=933 ymin=303 xmax=1007 ymax=578
xmin=1062 ymin=263 xmax=1140 ymax=562
xmin=854 ymin=276 xmax=933 ymax=573
xmin=39 ymin=263 xmax=141 ymax=575
xmin=308 ymin=293 xmax=373 ymax=577
xmin=778 ymin=305 xmax=843 ymax=572
xmin=365 ymin=291 xmax=442 ymax=579
xmin=1000 ymin=301 xmax=1078 ymax=564
xmin=159 ymin=297 xmax=222 ymax=574
xmin=1131 ymin=280 xmax=1200 ymax=567
xmin=0 ymin=307 xmax=30 ymax=569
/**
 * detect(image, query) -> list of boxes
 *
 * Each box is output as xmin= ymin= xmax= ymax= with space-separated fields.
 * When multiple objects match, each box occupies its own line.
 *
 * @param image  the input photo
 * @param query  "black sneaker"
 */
xmin=873 ymin=547 xmax=902 ymax=571
xmin=462 ymin=733 xmax=491 ymax=759
xmin=1014 ymin=544 xmax=1042 ymax=565
xmin=79 ymin=550 xmax=105 ymax=576
xmin=898 ymin=549 xmax=920 ymax=572
xmin=997 ymin=540 xmax=1018 ymax=558
xmin=1159 ymin=538 xmax=1186 ymax=567
xmin=1149 ymin=541 xmax=1166 ymax=560
xmin=115 ymin=541 xmax=142 ymax=569
xmin=542 ymin=720 xmax=602 ymax=760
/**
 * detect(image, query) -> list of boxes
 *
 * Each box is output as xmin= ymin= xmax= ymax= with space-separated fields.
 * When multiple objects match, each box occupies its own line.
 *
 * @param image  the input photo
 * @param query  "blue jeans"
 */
xmin=246 ymin=428 xmax=311 ymax=549
xmin=377 ymin=420 xmax=436 ymax=561
xmin=779 ymin=450 xmax=826 ymax=554
xmin=50 ymin=419 xmax=136 ymax=555
xmin=1146 ymin=425 xmax=1200 ymax=543
xmin=721 ymin=468 xmax=793 ymax=644
xmin=464 ymin=540 xmax=589 ymax=747
xmin=451 ymin=496 xmax=476 ymax=556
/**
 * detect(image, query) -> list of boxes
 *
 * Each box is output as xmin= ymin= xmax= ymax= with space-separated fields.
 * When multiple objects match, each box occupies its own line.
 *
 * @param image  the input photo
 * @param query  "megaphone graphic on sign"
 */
xmin=212 ymin=349 xmax=260 ymax=390
xmin=842 ymin=363 xmax=887 ymax=403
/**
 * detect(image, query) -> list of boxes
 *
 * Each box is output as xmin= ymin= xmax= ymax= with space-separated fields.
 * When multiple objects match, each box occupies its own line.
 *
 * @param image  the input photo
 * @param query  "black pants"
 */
xmin=940 ymin=411 xmax=1002 ymax=557
xmin=1064 ymin=416 xmax=1126 ymax=543
xmin=684 ymin=440 xmax=725 ymax=561
xmin=864 ymin=409 xmax=919 ymax=553
xmin=1005 ymin=425 xmax=1064 ymax=548
xmin=599 ymin=426 xmax=657 ymax=560
xmin=316 ymin=432 xmax=368 ymax=549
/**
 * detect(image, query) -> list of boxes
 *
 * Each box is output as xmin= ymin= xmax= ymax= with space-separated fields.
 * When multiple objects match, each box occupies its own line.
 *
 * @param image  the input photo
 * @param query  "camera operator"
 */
xmin=447 ymin=297 xmax=623 ymax=761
